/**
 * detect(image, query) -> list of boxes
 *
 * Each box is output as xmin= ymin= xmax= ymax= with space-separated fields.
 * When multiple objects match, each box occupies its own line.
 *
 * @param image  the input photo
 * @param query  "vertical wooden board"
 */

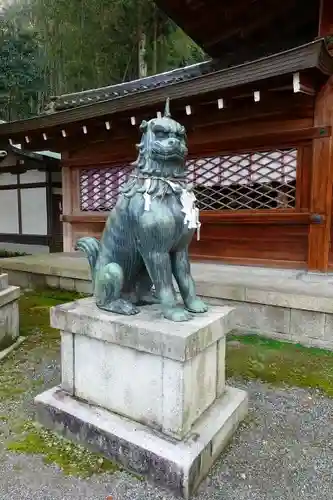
xmin=319 ymin=0 xmax=333 ymax=37
xmin=308 ymin=137 xmax=333 ymax=271
xmin=296 ymin=143 xmax=312 ymax=211
xmin=71 ymin=168 xmax=81 ymax=214
xmin=307 ymin=77 xmax=333 ymax=271
xmin=61 ymin=166 xmax=73 ymax=252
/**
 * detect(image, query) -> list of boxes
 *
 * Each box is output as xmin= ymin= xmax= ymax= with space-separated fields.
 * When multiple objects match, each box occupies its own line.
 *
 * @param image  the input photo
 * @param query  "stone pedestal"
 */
xmin=0 ymin=273 xmax=20 ymax=351
xmin=35 ymin=298 xmax=248 ymax=498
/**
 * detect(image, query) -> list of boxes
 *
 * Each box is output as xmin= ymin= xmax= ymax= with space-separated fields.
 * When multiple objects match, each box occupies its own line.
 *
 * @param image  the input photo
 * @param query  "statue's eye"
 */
xmin=154 ymin=128 xmax=166 ymax=138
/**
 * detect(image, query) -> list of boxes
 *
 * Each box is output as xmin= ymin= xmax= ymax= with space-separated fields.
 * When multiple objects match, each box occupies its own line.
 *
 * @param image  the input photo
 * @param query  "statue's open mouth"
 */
xmin=152 ymin=146 xmax=188 ymax=162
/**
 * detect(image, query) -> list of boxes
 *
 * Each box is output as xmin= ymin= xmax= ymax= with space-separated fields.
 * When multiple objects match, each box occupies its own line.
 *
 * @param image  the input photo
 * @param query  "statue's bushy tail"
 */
xmin=75 ymin=237 xmax=100 ymax=280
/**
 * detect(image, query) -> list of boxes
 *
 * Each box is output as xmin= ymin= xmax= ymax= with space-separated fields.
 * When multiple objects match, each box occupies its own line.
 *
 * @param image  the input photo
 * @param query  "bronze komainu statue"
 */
xmin=76 ymin=99 xmax=208 ymax=321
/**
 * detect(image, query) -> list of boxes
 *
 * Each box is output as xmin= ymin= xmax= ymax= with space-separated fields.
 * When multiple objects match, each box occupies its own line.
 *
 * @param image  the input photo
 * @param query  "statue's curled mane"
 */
xmin=120 ymin=98 xmax=190 ymax=200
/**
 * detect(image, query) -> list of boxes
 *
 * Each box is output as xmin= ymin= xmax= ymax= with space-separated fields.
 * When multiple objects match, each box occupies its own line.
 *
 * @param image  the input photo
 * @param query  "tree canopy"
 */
xmin=0 ymin=0 xmax=207 ymax=121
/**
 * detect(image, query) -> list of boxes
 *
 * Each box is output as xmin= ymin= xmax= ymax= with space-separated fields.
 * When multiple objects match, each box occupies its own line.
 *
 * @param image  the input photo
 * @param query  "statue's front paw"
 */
xmin=185 ymin=298 xmax=208 ymax=313
xmin=98 ymin=298 xmax=139 ymax=315
xmin=163 ymin=307 xmax=192 ymax=322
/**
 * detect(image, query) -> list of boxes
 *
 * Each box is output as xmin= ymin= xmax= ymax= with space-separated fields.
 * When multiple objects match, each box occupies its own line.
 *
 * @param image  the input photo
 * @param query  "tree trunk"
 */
xmin=137 ymin=1 xmax=147 ymax=78
xmin=152 ymin=7 xmax=158 ymax=75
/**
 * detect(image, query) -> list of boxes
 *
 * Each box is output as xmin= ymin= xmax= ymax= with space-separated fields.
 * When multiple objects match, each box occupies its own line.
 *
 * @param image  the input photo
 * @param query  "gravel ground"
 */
xmin=1 ymin=358 xmax=333 ymax=500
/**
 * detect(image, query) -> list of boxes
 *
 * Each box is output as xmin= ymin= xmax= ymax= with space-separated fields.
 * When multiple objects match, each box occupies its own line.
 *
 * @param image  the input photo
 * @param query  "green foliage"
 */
xmin=0 ymin=0 xmax=208 ymax=120
xmin=0 ymin=0 xmax=47 ymax=120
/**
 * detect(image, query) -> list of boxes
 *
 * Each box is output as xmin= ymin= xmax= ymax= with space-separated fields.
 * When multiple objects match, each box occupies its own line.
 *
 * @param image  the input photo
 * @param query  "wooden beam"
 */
xmin=188 ymin=125 xmax=330 ymax=155
xmin=61 ymin=211 xmax=314 ymax=226
xmin=307 ymin=76 xmax=333 ymax=271
xmin=319 ymin=0 xmax=333 ymax=37
xmin=201 ymin=211 xmax=314 ymax=225
xmin=22 ymin=93 xmax=313 ymax=153
xmin=61 ymin=125 xmax=328 ymax=168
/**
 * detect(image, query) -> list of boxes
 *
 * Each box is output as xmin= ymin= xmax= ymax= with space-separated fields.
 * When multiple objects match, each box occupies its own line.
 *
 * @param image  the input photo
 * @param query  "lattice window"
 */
xmin=188 ymin=149 xmax=297 ymax=210
xmin=80 ymin=164 xmax=133 ymax=211
xmin=79 ymin=148 xmax=297 ymax=212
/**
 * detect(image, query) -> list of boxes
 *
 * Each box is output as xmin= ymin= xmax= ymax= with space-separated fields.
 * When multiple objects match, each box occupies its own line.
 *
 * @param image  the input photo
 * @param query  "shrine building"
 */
xmin=0 ymin=0 xmax=333 ymax=272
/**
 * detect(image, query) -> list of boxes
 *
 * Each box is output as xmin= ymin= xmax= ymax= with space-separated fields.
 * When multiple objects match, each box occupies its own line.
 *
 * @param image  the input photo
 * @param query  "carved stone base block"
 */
xmin=0 ymin=273 xmax=20 ymax=350
xmin=35 ymin=298 xmax=248 ymax=497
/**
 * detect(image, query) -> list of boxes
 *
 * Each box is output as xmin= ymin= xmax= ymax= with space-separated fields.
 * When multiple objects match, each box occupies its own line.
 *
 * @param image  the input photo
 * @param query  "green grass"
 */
xmin=227 ymin=333 xmax=333 ymax=396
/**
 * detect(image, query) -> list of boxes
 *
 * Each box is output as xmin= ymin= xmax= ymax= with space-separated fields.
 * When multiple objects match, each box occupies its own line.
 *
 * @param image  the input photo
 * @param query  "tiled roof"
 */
xmin=45 ymin=59 xmax=220 ymax=112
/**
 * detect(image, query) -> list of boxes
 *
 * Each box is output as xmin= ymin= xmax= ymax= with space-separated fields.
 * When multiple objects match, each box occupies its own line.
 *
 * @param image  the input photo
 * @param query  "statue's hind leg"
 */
xmin=94 ymin=262 xmax=139 ymax=315
xmin=134 ymin=267 xmax=160 ymax=305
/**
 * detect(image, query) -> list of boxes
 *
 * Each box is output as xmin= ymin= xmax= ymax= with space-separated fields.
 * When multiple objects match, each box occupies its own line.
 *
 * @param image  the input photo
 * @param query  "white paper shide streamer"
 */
xmin=143 ymin=178 xmax=152 ymax=211
xmin=180 ymin=189 xmax=201 ymax=241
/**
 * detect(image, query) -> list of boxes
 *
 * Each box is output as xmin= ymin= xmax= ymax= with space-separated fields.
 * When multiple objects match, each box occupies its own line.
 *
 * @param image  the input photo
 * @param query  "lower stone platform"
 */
xmin=35 ymin=385 xmax=247 ymax=498
xmin=4 ymin=252 xmax=333 ymax=350
xmin=35 ymin=297 xmax=247 ymax=497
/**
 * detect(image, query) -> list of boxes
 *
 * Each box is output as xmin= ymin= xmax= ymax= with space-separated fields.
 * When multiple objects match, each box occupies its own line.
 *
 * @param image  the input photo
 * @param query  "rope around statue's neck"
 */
xmin=129 ymin=174 xmax=187 ymax=182
xmin=130 ymin=174 xmax=201 ymax=241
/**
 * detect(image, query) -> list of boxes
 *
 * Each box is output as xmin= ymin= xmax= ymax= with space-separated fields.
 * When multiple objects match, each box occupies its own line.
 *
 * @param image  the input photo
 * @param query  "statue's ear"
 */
xmin=140 ymin=120 xmax=148 ymax=131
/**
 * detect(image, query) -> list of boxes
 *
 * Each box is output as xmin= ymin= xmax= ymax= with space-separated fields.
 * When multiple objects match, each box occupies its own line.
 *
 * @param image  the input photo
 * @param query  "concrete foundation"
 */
xmin=0 ymin=273 xmax=20 ymax=350
xmin=35 ymin=298 xmax=247 ymax=497
xmin=3 ymin=253 xmax=333 ymax=350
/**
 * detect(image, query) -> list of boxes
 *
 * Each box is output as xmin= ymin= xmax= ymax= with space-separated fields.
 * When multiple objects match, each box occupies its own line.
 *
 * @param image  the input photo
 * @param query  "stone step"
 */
xmin=0 ymin=284 xmax=20 ymax=349
xmin=0 ymin=285 xmax=20 ymax=308
xmin=0 ymin=273 xmax=8 ymax=291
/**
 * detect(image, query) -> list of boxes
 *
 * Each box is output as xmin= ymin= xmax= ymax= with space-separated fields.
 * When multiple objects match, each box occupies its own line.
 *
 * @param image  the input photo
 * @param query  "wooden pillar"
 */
xmin=318 ymin=0 xmax=333 ymax=37
xmin=307 ymin=77 xmax=333 ymax=272
xmin=61 ymin=165 xmax=74 ymax=252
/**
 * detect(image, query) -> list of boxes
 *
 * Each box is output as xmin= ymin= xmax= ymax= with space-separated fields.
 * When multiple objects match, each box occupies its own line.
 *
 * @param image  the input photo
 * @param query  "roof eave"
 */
xmin=0 ymin=40 xmax=330 ymax=139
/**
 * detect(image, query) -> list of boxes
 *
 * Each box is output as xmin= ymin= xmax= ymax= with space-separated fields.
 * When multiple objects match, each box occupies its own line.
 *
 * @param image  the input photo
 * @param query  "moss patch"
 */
xmin=227 ymin=334 xmax=333 ymax=396
xmin=7 ymin=421 xmax=119 ymax=477
xmin=0 ymin=289 xmax=81 ymax=401
xmin=0 ymin=251 xmax=29 ymax=258
xmin=19 ymin=288 xmax=82 ymax=340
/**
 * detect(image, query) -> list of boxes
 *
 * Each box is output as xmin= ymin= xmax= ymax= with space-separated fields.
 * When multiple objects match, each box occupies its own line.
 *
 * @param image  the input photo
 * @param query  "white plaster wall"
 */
xmin=21 ymin=187 xmax=47 ymax=235
xmin=0 ymin=190 xmax=19 ymax=233
xmin=0 ymin=173 xmax=17 ymax=186
xmin=20 ymin=169 xmax=46 ymax=184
